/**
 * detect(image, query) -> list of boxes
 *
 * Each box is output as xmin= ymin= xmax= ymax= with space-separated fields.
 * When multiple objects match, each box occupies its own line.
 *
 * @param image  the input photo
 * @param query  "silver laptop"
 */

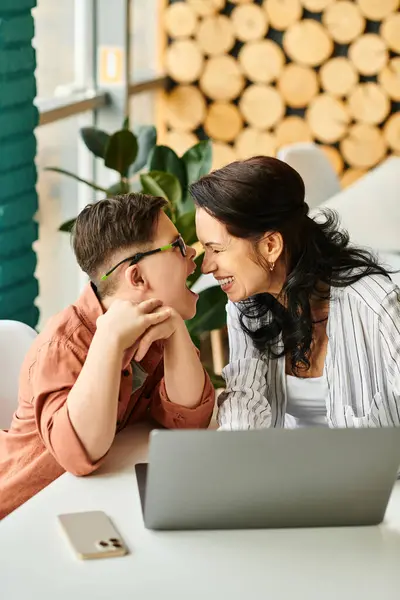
xmin=135 ymin=427 xmax=400 ymax=530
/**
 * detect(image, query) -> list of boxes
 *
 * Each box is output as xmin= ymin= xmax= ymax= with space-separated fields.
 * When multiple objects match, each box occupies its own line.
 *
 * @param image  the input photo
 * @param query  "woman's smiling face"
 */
xmin=195 ymin=208 xmax=283 ymax=302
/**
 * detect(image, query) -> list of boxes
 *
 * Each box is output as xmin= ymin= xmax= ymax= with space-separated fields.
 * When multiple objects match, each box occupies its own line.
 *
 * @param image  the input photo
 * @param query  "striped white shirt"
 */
xmin=218 ymin=274 xmax=400 ymax=430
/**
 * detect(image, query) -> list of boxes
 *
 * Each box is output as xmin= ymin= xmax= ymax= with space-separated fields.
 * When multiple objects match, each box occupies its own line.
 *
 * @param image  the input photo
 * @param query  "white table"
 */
xmin=1 ymin=423 xmax=400 ymax=600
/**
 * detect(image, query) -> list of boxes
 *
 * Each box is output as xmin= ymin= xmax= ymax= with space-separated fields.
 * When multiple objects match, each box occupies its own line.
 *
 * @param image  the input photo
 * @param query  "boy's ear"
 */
xmin=125 ymin=264 xmax=149 ymax=291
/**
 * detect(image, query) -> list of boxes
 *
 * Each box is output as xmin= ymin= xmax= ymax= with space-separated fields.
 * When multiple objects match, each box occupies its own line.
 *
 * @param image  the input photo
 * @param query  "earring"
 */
xmin=269 ymin=262 xmax=275 ymax=272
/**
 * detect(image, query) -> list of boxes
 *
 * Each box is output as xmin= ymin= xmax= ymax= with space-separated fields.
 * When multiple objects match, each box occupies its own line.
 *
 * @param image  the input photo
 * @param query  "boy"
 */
xmin=0 ymin=193 xmax=215 ymax=519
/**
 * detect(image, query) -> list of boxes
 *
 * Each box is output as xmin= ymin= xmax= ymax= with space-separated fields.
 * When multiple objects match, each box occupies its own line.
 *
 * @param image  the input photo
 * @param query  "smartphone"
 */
xmin=58 ymin=511 xmax=128 ymax=560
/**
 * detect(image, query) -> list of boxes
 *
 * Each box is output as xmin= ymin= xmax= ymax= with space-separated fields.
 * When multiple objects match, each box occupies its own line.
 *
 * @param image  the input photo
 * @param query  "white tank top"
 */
xmin=286 ymin=374 xmax=329 ymax=427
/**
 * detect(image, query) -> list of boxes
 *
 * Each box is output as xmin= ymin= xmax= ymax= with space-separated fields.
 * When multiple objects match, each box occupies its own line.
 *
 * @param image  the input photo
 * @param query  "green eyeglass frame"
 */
xmin=100 ymin=235 xmax=187 ymax=281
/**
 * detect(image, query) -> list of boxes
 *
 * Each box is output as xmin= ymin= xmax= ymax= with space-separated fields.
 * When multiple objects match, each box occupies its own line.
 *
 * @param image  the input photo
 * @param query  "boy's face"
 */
xmin=114 ymin=211 xmax=198 ymax=320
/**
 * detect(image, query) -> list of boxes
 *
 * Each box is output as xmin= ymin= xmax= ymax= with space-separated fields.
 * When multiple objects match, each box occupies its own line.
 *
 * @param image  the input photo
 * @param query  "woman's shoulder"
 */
xmin=334 ymin=273 xmax=399 ymax=316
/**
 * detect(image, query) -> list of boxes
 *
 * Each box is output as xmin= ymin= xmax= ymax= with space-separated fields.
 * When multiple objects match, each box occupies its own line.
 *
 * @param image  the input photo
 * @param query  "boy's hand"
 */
xmin=96 ymin=298 xmax=172 ymax=351
xmin=133 ymin=307 xmax=185 ymax=362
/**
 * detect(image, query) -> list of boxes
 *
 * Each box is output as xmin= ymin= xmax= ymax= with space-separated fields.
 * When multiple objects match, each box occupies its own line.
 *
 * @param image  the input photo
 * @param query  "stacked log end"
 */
xmin=162 ymin=0 xmax=400 ymax=184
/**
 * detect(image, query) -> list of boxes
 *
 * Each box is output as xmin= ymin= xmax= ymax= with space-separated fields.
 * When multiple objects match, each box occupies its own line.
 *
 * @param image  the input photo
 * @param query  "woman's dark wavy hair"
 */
xmin=190 ymin=156 xmax=390 ymax=375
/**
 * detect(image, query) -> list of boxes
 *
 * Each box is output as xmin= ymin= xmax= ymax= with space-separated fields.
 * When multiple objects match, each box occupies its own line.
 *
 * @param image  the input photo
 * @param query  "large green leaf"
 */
xmin=148 ymin=145 xmax=187 ymax=206
xmin=44 ymin=167 xmax=108 ymax=193
xmin=140 ymin=171 xmax=182 ymax=208
xmin=106 ymin=181 xmax=129 ymax=197
xmin=129 ymin=125 xmax=157 ymax=175
xmin=186 ymin=286 xmax=227 ymax=336
xmin=80 ymin=127 xmax=110 ymax=158
xmin=175 ymin=211 xmax=197 ymax=246
xmin=181 ymin=141 xmax=213 ymax=209
xmin=59 ymin=218 xmax=76 ymax=232
xmin=178 ymin=193 xmax=195 ymax=215
xmin=189 ymin=332 xmax=201 ymax=350
xmin=186 ymin=252 xmax=204 ymax=288
xmin=104 ymin=130 xmax=138 ymax=176
xmin=205 ymin=366 xmax=225 ymax=389
xmin=182 ymin=140 xmax=212 ymax=186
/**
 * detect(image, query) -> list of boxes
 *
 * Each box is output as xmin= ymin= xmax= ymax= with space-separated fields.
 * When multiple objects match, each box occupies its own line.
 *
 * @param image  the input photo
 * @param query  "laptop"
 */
xmin=135 ymin=427 xmax=400 ymax=531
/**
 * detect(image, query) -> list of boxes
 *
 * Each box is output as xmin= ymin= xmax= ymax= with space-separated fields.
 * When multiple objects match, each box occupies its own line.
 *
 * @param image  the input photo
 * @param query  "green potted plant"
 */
xmin=45 ymin=121 xmax=227 ymax=385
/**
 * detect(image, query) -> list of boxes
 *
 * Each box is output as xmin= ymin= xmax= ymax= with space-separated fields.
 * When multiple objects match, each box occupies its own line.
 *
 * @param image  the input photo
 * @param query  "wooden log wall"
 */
xmin=161 ymin=0 xmax=400 ymax=187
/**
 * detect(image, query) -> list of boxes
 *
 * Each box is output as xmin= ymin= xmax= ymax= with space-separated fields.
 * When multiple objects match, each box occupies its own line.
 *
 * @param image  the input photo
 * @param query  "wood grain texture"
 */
xmin=165 ymin=39 xmax=204 ymax=83
xmin=161 ymin=0 xmax=399 ymax=182
xmin=356 ymin=0 xmax=399 ymax=21
xmin=196 ymin=14 xmax=235 ymax=56
xmin=319 ymin=57 xmax=358 ymax=97
xmin=204 ymin=102 xmax=243 ymax=142
xmin=323 ymin=1 xmax=365 ymax=44
xmin=263 ymin=0 xmax=302 ymax=31
xmin=340 ymin=123 xmax=387 ymax=168
xmin=306 ymin=94 xmax=351 ymax=143
xmin=164 ymin=131 xmax=198 ymax=155
xmin=212 ymin=142 xmax=237 ymax=170
xmin=384 ymin=114 xmax=400 ymax=153
xmin=275 ymin=116 xmax=313 ymax=148
xmin=235 ymin=128 xmax=277 ymax=158
xmin=239 ymin=39 xmax=285 ymax=84
xmin=231 ymin=4 xmax=269 ymax=42
xmin=165 ymin=85 xmax=206 ymax=131
xmin=349 ymin=34 xmax=388 ymax=76
xmin=278 ymin=63 xmax=319 ymax=107
xmin=301 ymin=0 xmax=334 ymax=10
xmin=381 ymin=13 xmax=400 ymax=54
xmin=347 ymin=83 xmax=390 ymax=125
xmin=164 ymin=3 xmax=197 ymax=38
xmin=283 ymin=20 xmax=333 ymax=66
xmin=187 ymin=0 xmax=225 ymax=17
xmin=378 ymin=57 xmax=400 ymax=102
xmin=239 ymin=84 xmax=285 ymax=129
xmin=200 ymin=55 xmax=245 ymax=101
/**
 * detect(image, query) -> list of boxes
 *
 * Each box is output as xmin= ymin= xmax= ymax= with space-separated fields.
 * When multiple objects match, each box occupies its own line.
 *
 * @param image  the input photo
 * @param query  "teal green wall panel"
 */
xmin=0 ymin=133 xmax=36 ymax=172
xmin=0 ymin=0 xmax=38 ymax=328
xmin=0 ymin=74 xmax=36 ymax=109
xmin=0 ymin=104 xmax=38 ymax=139
xmin=0 ymin=221 xmax=38 ymax=257
xmin=0 ymin=191 xmax=37 ymax=229
xmin=0 ymin=249 xmax=37 ymax=288
xmin=0 ymin=0 xmax=36 ymax=13
xmin=0 ymin=46 xmax=35 ymax=76
xmin=9 ymin=305 xmax=39 ymax=328
xmin=0 ymin=277 xmax=38 ymax=318
xmin=0 ymin=165 xmax=37 ymax=203
xmin=0 ymin=14 xmax=34 ymax=46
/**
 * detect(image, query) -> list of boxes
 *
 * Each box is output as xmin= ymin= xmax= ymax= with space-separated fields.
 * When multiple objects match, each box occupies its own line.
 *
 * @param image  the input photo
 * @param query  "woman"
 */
xmin=191 ymin=156 xmax=400 ymax=430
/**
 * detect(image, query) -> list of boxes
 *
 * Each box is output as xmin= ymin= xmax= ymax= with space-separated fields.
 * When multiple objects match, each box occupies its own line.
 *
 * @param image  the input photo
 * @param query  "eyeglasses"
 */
xmin=101 ymin=235 xmax=187 ymax=281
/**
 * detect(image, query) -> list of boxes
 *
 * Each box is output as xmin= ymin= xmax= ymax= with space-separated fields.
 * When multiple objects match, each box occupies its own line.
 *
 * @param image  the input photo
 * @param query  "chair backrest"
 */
xmin=0 ymin=320 xmax=37 ymax=429
xmin=277 ymin=142 xmax=341 ymax=209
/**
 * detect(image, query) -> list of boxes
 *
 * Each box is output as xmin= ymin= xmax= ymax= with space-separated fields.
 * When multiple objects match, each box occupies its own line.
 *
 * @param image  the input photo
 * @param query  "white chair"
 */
xmin=277 ymin=142 xmax=341 ymax=209
xmin=0 ymin=320 xmax=37 ymax=429
xmin=317 ymin=157 xmax=400 ymax=254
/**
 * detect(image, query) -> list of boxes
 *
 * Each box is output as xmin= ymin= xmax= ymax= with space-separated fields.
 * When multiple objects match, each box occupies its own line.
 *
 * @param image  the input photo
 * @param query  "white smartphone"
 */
xmin=58 ymin=511 xmax=128 ymax=560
